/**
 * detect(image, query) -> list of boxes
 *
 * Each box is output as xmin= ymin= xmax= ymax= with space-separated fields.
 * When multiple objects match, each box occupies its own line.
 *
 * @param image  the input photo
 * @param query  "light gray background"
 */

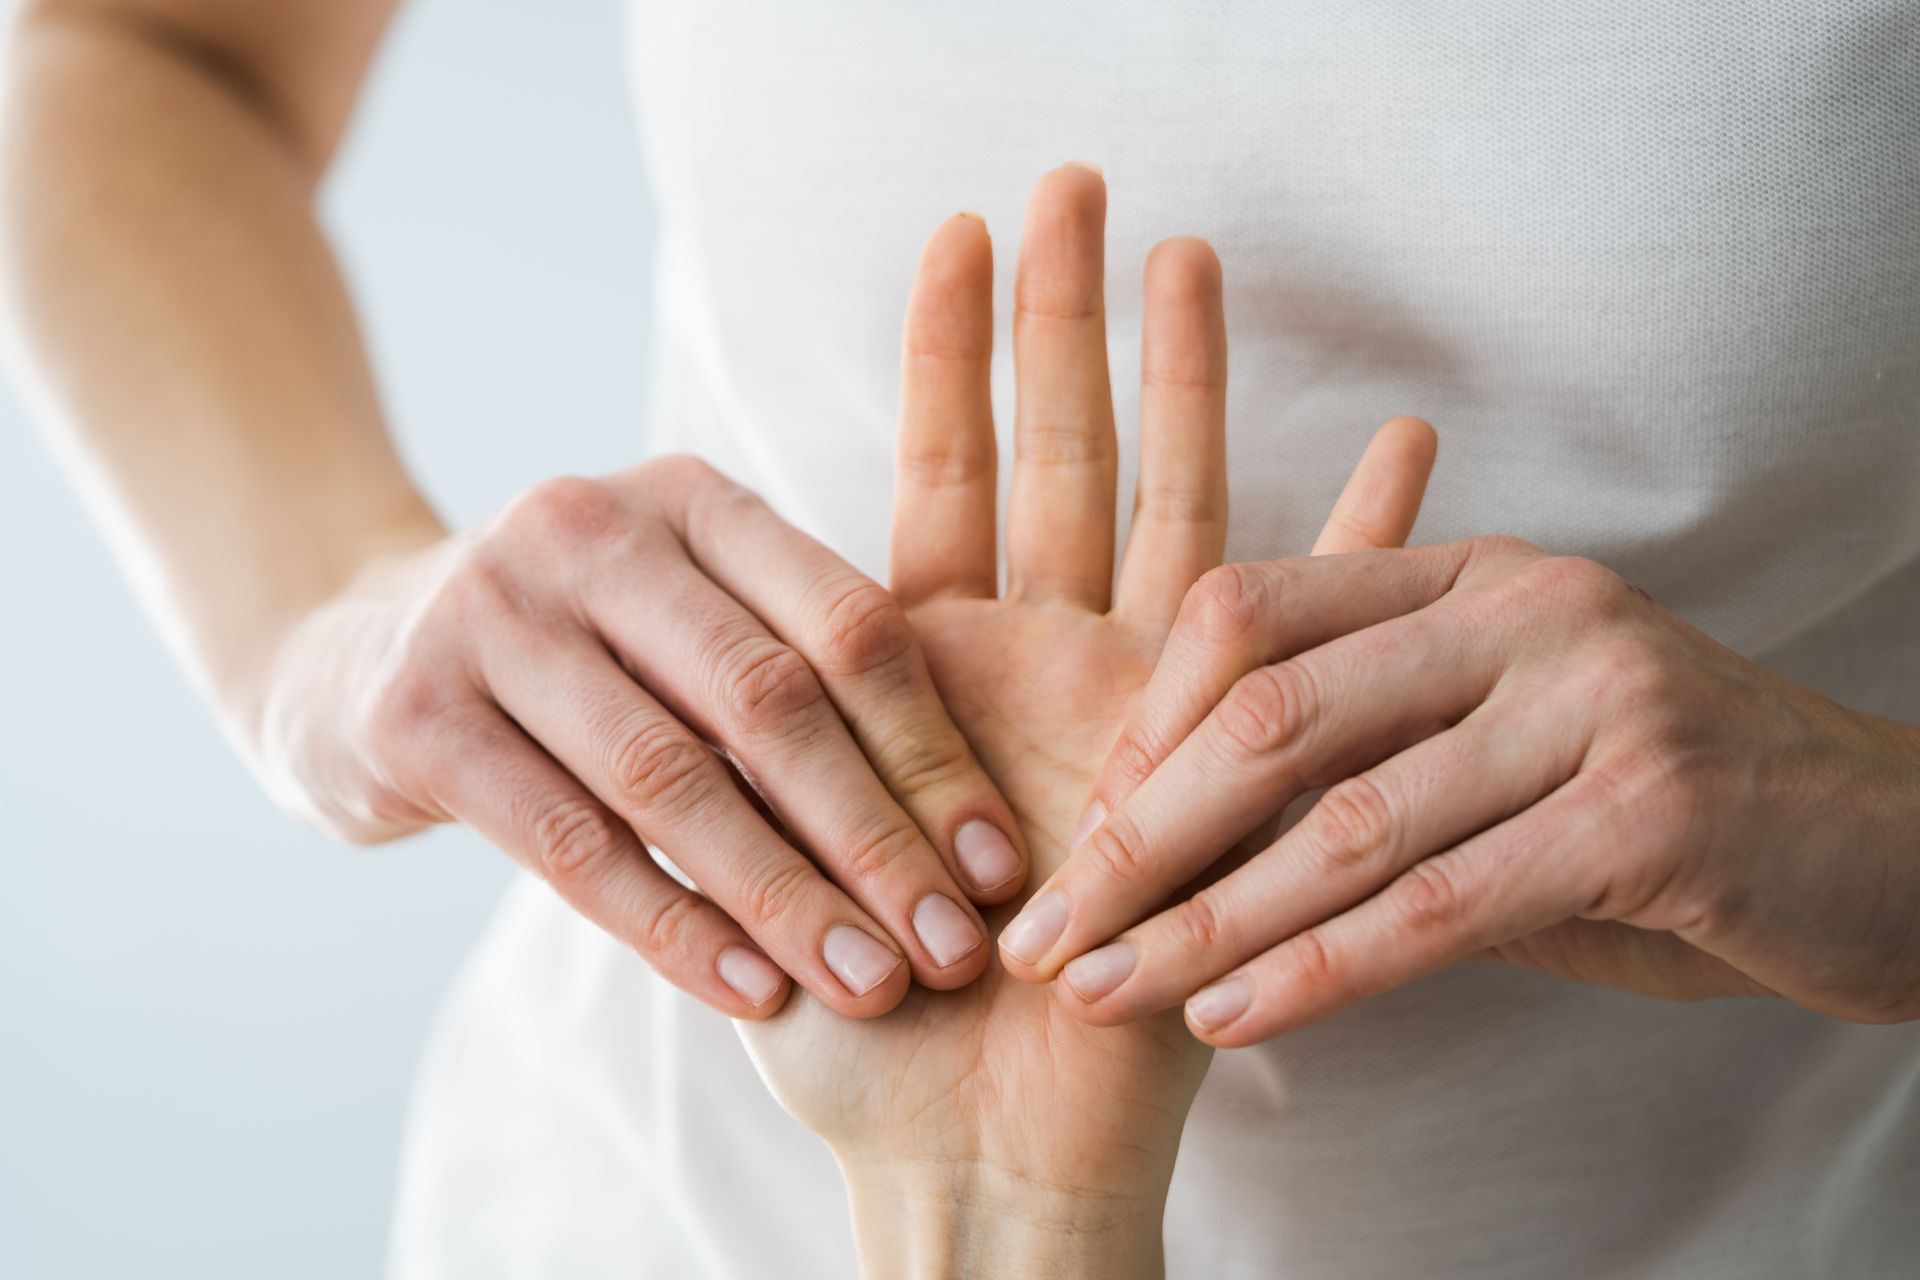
xmin=0 ymin=2 xmax=654 ymax=1275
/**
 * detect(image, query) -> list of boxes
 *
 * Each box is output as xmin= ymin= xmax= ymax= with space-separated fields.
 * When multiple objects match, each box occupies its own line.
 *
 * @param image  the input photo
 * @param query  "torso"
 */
xmin=389 ymin=6 xmax=1920 ymax=1275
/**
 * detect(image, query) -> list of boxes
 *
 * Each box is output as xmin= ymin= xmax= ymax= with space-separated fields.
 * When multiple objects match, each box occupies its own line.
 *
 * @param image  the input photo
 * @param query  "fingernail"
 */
xmin=955 ymin=819 xmax=1022 ymax=891
xmin=955 ymin=210 xmax=985 ymax=224
xmin=1064 ymin=160 xmax=1104 ymax=176
xmin=1063 ymin=941 xmax=1136 ymax=1002
xmin=717 ymin=946 xmax=784 ymax=1007
xmin=999 ymin=891 xmax=1067 ymax=965
xmin=1187 ymin=976 xmax=1252 ymax=1030
xmin=823 ymin=925 xmax=902 ymax=997
xmin=1069 ymin=801 xmax=1107 ymax=851
xmin=913 ymin=894 xmax=985 ymax=968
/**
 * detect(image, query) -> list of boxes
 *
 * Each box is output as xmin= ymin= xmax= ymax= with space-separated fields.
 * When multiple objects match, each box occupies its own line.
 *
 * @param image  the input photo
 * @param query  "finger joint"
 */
xmin=1215 ymin=665 xmax=1308 ymax=761
xmin=608 ymin=720 xmax=713 ymax=817
xmin=721 ymin=639 xmax=829 ymax=739
xmin=533 ymin=800 xmax=621 ymax=883
xmin=815 ymin=581 xmax=915 ymax=679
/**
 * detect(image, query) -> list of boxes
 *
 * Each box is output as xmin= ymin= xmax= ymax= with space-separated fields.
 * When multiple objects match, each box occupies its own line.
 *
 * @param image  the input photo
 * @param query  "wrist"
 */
xmin=221 ymin=513 xmax=447 ymax=738
xmin=838 ymin=1155 xmax=1166 ymax=1280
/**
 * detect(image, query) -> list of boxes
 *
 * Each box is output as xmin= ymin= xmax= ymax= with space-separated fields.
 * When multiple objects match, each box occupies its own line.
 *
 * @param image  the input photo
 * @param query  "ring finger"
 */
xmin=481 ymin=627 xmax=922 ymax=1015
xmin=1054 ymin=696 xmax=1587 ymax=1022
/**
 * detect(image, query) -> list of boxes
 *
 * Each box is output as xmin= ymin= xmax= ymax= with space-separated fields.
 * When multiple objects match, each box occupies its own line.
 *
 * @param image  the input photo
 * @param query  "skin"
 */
xmin=0 ymin=0 xmax=1034 ymax=1021
xmin=739 ymin=166 xmax=1438 ymax=1278
xmin=1001 ymin=510 xmax=1920 ymax=1047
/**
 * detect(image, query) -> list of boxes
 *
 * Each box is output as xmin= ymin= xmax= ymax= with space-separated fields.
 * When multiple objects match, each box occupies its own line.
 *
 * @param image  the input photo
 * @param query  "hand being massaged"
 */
xmin=738 ymin=164 xmax=1437 ymax=1275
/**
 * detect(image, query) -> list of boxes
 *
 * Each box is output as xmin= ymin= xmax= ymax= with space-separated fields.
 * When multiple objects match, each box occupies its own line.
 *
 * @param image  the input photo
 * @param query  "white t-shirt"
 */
xmin=389 ymin=5 xmax=1920 ymax=1276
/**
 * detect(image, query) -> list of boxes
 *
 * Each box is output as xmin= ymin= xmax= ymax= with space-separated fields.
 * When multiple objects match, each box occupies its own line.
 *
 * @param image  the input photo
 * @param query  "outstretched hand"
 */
xmin=738 ymin=164 xmax=1435 ymax=1276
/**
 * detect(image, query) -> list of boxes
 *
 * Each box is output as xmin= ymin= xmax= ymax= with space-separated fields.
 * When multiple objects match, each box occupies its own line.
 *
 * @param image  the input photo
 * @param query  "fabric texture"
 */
xmin=390 ymin=3 xmax=1920 ymax=1276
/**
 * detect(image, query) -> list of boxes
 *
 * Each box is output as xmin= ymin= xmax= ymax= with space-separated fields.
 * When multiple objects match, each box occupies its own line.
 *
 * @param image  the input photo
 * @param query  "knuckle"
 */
xmin=1467 ymin=533 xmax=1543 ymax=566
xmin=1082 ymin=819 xmax=1153 ymax=888
xmin=1285 ymin=929 xmax=1340 ymax=996
xmin=1182 ymin=562 xmax=1274 ymax=647
xmin=835 ymin=818 xmax=925 ymax=885
xmin=1134 ymin=480 xmax=1227 ymax=528
xmin=884 ymin=733 xmax=975 ymax=799
xmin=1395 ymin=859 xmax=1467 ymax=935
xmin=433 ymin=540 xmax=517 ymax=622
xmin=1014 ymin=417 xmax=1117 ymax=467
xmin=1524 ymin=555 xmax=1632 ymax=619
xmin=533 ymin=800 xmax=621 ymax=882
xmin=898 ymin=434 xmax=995 ymax=489
xmin=633 ymin=892 xmax=705 ymax=963
xmin=721 ymin=640 xmax=828 ymax=737
xmin=1308 ymin=774 xmax=1398 ymax=875
xmin=638 ymin=453 xmax=725 ymax=492
xmin=607 ymin=720 xmax=713 ymax=815
xmin=815 ymin=580 xmax=915 ymax=678
xmin=1166 ymin=891 xmax=1227 ymax=957
xmin=735 ymin=856 xmax=814 ymax=927
xmin=1215 ymin=665 xmax=1307 ymax=761
xmin=501 ymin=475 xmax=623 ymax=548
xmin=1108 ymin=730 xmax=1164 ymax=792
xmin=629 ymin=454 xmax=734 ymax=528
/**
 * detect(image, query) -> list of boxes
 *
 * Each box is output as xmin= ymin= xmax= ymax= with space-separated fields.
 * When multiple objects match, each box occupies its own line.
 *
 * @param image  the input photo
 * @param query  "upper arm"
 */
xmin=16 ymin=0 xmax=404 ymax=172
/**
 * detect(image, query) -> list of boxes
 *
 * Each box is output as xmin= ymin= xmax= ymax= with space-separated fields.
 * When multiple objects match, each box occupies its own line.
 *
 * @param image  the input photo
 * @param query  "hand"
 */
xmin=1001 ymin=531 xmax=1920 ymax=1045
xmin=249 ymin=458 xmax=1033 ymax=1021
xmin=737 ymin=165 xmax=1435 ymax=1277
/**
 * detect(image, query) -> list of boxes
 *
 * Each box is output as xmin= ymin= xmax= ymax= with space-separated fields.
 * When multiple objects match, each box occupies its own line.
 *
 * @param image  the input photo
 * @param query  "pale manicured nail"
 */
xmin=955 ymin=819 xmax=1022 ymax=891
xmin=999 ymin=891 xmax=1067 ymax=965
xmin=1063 ymin=941 xmax=1136 ymax=1002
xmin=913 ymin=894 xmax=985 ymax=968
xmin=823 ymin=925 xmax=902 ymax=996
xmin=1065 ymin=159 xmax=1104 ymax=176
xmin=717 ymin=946 xmax=784 ymax=1007
xmin=1187 ymin=976 xmax=1252 ymax=1030
xmin=1069 ymin=801 xmax=1107 ymax=851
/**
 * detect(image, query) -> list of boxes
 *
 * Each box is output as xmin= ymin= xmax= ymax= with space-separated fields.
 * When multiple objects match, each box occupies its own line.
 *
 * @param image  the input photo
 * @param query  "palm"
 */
xmin=738 ymin=597 xmax=1210 ymax=1173
xmin=734 ymin=167 xmax=1427 ymax=1206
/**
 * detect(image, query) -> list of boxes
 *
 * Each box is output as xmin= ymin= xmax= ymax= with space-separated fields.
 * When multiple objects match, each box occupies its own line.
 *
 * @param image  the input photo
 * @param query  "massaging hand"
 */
xmin=739 ymin=165 xmax=1435 ymax=1277
xmin=255 ymin=445 xmax=1035 ymax=1026
xmin=1004 ymin=508 xmax=1920 ymax=1049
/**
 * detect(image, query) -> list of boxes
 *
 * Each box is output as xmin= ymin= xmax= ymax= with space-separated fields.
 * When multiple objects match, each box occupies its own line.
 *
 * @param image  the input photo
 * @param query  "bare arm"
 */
xmin=0 ymin=0 xmax=1032 ymax=1022
xmin=1 ymin=0 xmax=429 ymax=725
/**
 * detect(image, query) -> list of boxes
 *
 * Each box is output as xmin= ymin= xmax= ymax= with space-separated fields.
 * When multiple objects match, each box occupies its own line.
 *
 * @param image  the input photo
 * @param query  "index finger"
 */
xmin=642 ymin=459 xmax=1031 ymax=905
xmin=1084 ymin=418 xmax=1443 ymax=825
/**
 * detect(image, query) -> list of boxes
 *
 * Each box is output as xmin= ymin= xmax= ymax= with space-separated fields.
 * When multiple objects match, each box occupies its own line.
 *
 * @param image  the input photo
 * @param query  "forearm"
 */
xmin=840 ymin=1157 xmax=1166 ymax=1280
xmin=0 ymin=7 xmax=440 ymax=735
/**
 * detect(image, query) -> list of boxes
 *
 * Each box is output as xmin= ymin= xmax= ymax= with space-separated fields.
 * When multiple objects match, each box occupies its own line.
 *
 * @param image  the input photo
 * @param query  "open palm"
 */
xmin=739 ymin=166 xmax=1435 ymax=1198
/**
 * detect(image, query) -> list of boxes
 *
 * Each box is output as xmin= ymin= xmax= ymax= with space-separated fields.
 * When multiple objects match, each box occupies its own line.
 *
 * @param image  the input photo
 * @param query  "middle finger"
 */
xmin=1007 ymin=162 xmax=1120 ymax=609
xmin=585 ymin=540 xmax=995 ymax=989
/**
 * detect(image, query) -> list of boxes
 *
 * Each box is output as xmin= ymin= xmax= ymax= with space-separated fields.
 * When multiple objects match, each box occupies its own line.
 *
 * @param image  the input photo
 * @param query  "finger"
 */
xmin=891 ymin=212 xmax=998 ymax=603
xmin=999 ymin=593 xmax=1505 ymax=981
xmin=647 ymin=463 xmax=1030 ymax=905
xmin=1052 ymin=698 xmax=1586 ymax=1024
xmin=1180 ymin=770 xmax=1632 ymax=1047
xmin=1310 ymin=416 xmax=1438 ymax=556
xmin=420 ymin=703 xmax=795 ymax=1020
xmin=1006 ymin=162 xmax=1119 ymax=609
xmin=574 ymin=556 xmax=998 ymax=989
xmin=478 ymin=629 xmax=921 ymax=1016
xmin=1081 ymin=537 xmax=1508 ymax=830
xmin=1112 ymin=237 xmax=1228 ymax=633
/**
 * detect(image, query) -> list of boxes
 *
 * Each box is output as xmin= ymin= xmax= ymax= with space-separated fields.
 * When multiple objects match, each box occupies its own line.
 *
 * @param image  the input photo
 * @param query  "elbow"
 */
xmin=6 ymin=0 xmax=340 ymax=183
